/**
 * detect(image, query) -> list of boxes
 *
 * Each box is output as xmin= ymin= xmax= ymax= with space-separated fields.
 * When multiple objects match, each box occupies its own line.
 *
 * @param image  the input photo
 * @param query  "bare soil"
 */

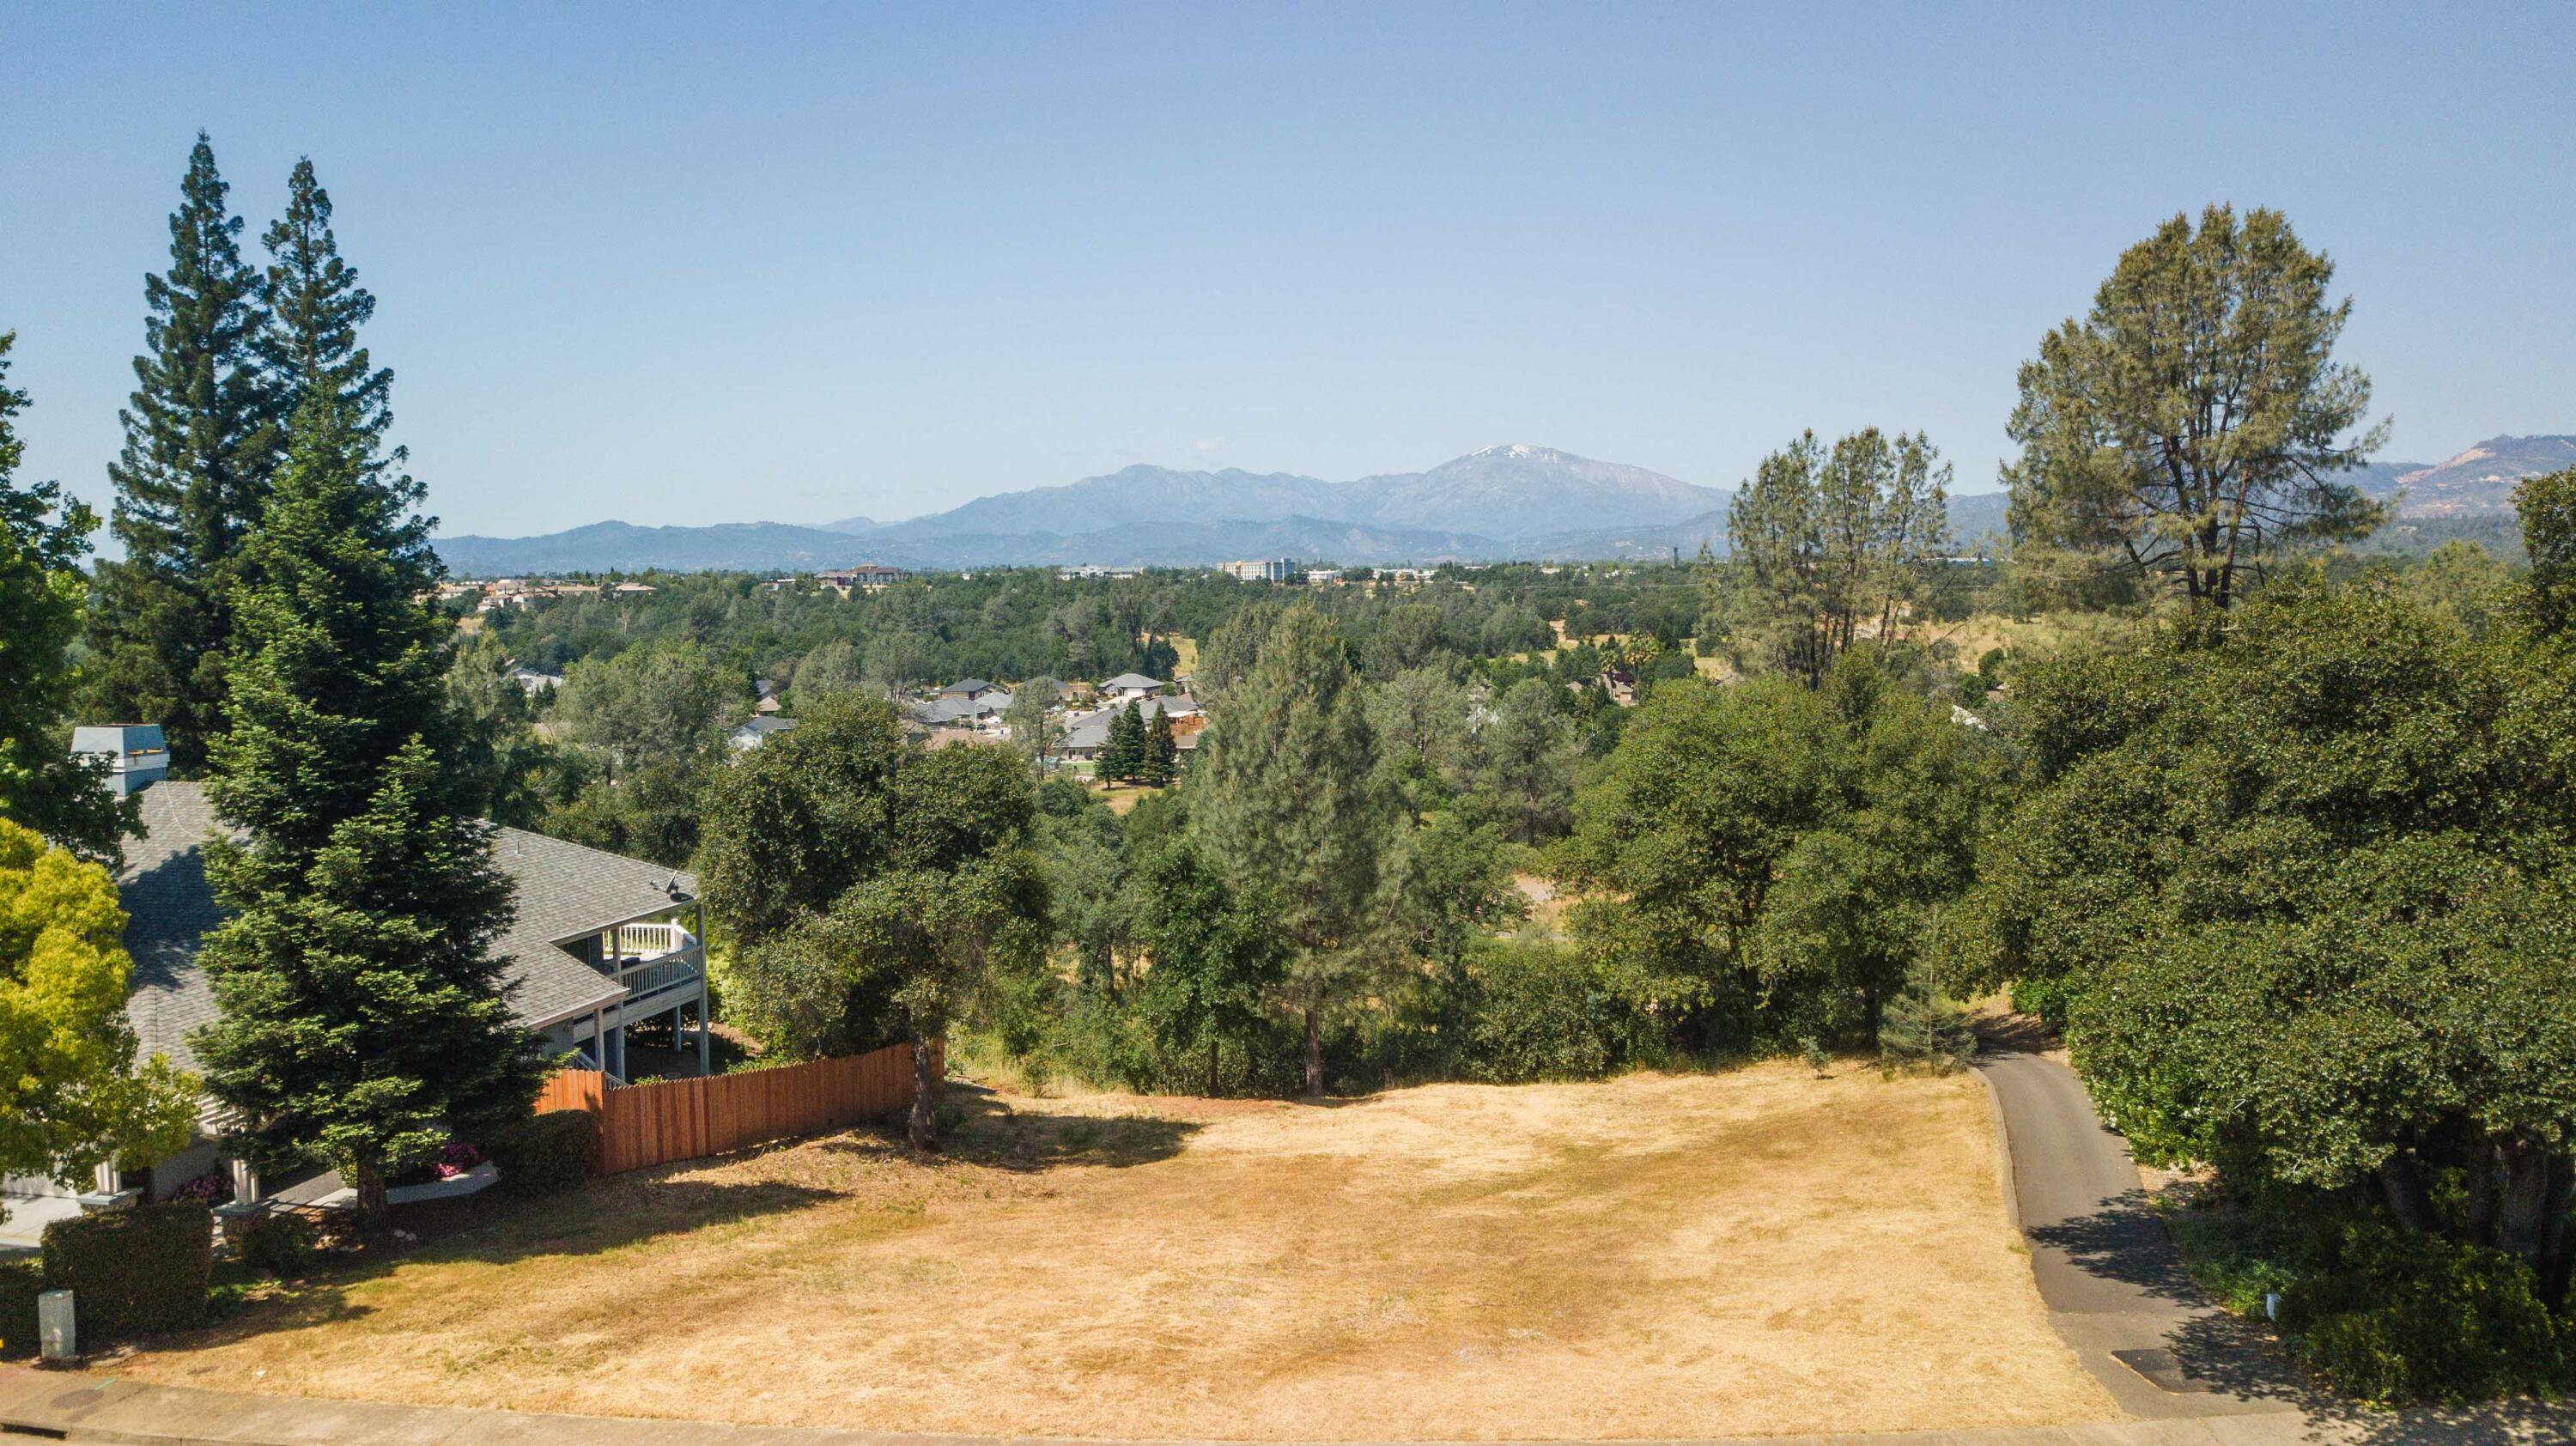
xmin=126 ymin=1065 xmax=2112 ymax=1438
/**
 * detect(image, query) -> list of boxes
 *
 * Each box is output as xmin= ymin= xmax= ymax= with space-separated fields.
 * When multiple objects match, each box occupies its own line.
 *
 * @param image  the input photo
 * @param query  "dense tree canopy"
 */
xmin=1942 ymin=576 xmax=2576 ymax=1300
xmin=1552 ymin=651 xmax=1995 ymax=1052
xmin=0 ymin=331 xmax=134 ymax=860
xmin=699 ymin=698 xmax=1048 ymax=1145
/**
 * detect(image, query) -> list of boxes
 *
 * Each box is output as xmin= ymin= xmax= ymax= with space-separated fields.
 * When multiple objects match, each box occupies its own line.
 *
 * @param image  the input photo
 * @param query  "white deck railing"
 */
xmin=612 ymin=920 xmax=697 ymax=959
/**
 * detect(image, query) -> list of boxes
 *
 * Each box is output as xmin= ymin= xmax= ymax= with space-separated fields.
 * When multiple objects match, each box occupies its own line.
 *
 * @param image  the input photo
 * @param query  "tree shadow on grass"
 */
xmin=384 ymin=1174 xmax=844 ymax=1271
xmin=816 ymin=1081 xmax=1201 ymax=1172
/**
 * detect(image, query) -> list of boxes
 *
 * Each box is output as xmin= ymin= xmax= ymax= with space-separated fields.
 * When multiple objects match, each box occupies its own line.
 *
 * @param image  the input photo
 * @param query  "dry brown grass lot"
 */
xmin=126 ymin=1065 xmax=2113 ymax=1439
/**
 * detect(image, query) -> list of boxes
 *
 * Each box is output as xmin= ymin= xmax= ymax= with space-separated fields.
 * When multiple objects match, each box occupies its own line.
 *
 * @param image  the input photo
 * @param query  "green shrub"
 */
xmin=486 ymin=1110 xmax=598 ymax=1197
xmin=1879 ymin=987 xmax=1978 ymax=1073
xmin=41 ymin=1201 xmax=214 ymax=1342
xmin=2285 ymin=1224 xmax=2571 ymax=1404
xmin=0 ymin=1255 xmax=41 ymax=1358
xmin=234 ymin=1211 xmax=322 ymax=1279
xmin=1455 ymin=940 xmax=1663 ymax=1084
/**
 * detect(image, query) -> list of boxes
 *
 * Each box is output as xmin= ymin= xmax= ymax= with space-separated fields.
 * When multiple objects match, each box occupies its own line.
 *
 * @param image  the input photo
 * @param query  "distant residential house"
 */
xmin=754 ymin=694 xmax=784 ymax=716
xmin=1060 ymin=695 xmax=1202 ymax=760
xmin=729 ymin=715 xmax=800 ymax=751
xmin=612 ymin=581 xmax=657 ymax=595
xmin=815 ymin=564 xmax=909 ymax=596
xmin=88 ymin=776 xmax=706 ymax=1215
xmin=510 ymin=667 xmax=562 ymax=696
xmin=1305 ymin=568 xmax=1343 ymax=586
xmin=70 ymin=724 xmax=171 ymax=797
xmin=1098 ymin=672 xmax=1167 ymax=702
xmin=910 ymin=692 xmax=1011 ymax=730
xmin=939 ymin=677 xmax=1002 ymax=702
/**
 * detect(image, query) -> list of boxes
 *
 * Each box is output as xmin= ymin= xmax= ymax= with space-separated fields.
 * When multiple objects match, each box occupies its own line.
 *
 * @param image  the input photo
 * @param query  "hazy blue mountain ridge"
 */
xmin=433 ymin=437 xmax=2567 ymax=576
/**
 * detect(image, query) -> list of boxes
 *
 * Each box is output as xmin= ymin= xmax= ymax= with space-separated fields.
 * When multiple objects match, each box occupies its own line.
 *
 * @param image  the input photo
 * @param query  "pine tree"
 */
xmin=1141 ymin=704 xmax=1178 ymax=787
xmin=0 ymin=331 xmax=135 ymax=860
xmin=85 ymin=135 xmax=279 ymax=772
xmin=191 ymin=389 xmax=541 ymax=1228
xmin=259 ymin=159 xmax=395 ymax=464
xmin=1102 ymin=700 xmax=1145 ymax=784
xmin=1190 ymin=605 xmax=1395 ymax=1094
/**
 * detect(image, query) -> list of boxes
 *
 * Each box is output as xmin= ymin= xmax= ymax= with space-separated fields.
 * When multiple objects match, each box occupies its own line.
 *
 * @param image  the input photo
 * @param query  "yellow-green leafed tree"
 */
xmin=0 ymin=818 xmax=197 ymax=1197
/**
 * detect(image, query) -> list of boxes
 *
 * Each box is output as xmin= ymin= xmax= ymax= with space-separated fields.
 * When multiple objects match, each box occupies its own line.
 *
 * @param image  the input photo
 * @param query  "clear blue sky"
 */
xmin=5 ymin=3 xmax=2571 ymax=538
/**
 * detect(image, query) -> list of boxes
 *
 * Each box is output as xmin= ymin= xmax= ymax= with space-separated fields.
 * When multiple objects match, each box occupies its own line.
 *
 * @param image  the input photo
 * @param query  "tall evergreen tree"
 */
xmin=86 ymin=135 xmax=278 ymax=772
xmin=190 ymin=389 xmax=542 ymax=1228
xmin=1141 ymin=704 xmax=1179 ymax=787
xmin=0 ymin=332 xmax=135 ymax=860
xmin=2004 ymin=205 xmax=2385 ymax=610
xmin=1190 ymin=605 xmax=1394 ymax=1095
xmin=1101 ymin=700 xmax=1146 ymax=784
xmin=258 ymin=159 xmax=396 ymax=464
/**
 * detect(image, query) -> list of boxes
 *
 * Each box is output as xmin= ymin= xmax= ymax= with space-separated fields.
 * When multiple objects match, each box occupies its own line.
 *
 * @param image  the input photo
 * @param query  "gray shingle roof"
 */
xmin=118 ymin=783 xmax=693 ymax=1072
xmin=1100 ymin=673 xmax=1165 ymax=691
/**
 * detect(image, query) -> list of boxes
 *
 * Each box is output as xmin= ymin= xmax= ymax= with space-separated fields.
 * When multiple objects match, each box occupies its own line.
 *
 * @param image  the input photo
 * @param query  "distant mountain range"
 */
xmin=2348 ymin=435 xmax=2576 ymax=517
xmin=431 ymin=436 xmax=2569 ymax=576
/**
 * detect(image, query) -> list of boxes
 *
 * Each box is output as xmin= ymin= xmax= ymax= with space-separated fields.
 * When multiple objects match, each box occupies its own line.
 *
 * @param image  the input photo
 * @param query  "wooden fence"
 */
xmin=534 ymin=1041 xmax=931 ymax=1176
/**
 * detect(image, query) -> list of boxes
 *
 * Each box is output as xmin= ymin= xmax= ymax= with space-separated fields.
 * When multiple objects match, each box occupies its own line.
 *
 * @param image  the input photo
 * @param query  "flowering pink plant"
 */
xmin=173 ymin=1169 xmax=230 ymax=1202
xmin=434 ymin=1141 xmax=483 ymax=1180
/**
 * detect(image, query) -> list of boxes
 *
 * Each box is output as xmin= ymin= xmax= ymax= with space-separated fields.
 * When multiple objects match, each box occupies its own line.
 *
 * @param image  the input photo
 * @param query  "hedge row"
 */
xmin=41 ymin=1200 xmax=213 ymax=1343
xmin=487 ymin=1110 xmax=597 ymax=1197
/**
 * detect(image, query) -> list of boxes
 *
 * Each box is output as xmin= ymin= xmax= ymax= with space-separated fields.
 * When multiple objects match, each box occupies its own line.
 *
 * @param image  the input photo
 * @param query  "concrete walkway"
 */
xmin=0 ymin=1367 xmax=2566 ymax=1446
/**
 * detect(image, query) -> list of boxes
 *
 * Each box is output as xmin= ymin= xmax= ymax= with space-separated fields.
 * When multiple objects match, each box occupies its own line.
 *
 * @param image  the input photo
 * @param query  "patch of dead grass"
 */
xmin=125 ymin=1065 xmax=2113 ymax=1438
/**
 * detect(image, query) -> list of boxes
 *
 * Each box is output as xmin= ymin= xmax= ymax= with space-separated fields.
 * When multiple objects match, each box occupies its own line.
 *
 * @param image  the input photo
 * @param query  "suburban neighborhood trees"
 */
xmin=1133 ymin=839 xmax=1283 ymax=1096
xmin=1723 ymin=428 xmax=1953 ymax=687
xmin=1005 ymin=675 xmax=1061 ymax=773
xmin=1191 ymin=604 xmax=1397 ymax=1095
xmin=1552 ymin=649 xmax=1992 ymax=1052
xmin=1943 ymin=562 xmax=2576 ymax=1323
xmin=699 ymin=698 xmax=1048 ymax=1146
xmin=1141 ymin=705 xmax=1179 ymax=787
xmin=2003 ymin=205 xmax=2386 ymax=610
xmin=1463 ymin=677 xmax=1580 ymax=843
xmin=191 ymin=388 xmax=546 ymax=1229
xmin=0 ymin=818 xmax=197 ymax=1196
xmin=547 ymin=640 xmax=741 ymax=866
xmin=2519 ymin=467 xmax=2576 ymax=635
xmin=0 ymin=331 xmax=135 ymax=861
xmin=1098 ymin=699 xmax=1146 ymax=784
xmin=84 ymin=136 xmax=281 ymax=773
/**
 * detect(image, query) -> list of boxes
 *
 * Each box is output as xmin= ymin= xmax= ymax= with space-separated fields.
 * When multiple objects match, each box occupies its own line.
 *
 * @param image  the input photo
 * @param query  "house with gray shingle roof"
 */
xmin=115 ymin=781 xmax=706 ymax=1206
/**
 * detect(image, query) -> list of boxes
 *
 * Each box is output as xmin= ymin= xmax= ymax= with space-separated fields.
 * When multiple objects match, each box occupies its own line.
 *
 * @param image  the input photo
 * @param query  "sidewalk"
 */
xmin=0 ymin=1369 xmax=2567 ymax=1446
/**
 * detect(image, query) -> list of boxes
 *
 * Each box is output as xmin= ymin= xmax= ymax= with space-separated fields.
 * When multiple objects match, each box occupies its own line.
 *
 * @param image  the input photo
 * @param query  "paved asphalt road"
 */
xmin=1977 ymin=1048 xmax=2300 ymax=1419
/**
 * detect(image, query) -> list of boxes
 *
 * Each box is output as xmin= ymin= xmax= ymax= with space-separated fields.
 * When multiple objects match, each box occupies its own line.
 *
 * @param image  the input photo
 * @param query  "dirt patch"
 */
xmin=125 ymin=1066 xmax=2113 ymax=1438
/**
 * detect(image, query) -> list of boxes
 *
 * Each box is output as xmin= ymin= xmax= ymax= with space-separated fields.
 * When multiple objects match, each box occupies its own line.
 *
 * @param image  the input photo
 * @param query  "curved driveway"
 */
xmin=1978 ymin=1048 xmax=2299 ymax=1419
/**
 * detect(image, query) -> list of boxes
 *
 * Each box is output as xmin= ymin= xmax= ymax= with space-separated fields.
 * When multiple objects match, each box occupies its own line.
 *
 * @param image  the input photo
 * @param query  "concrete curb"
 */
xmin=1972 ymin=1048 xmax=2024 ymax=1236
xmin=1 ymin=1369 xmax=2568 ymax=1446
